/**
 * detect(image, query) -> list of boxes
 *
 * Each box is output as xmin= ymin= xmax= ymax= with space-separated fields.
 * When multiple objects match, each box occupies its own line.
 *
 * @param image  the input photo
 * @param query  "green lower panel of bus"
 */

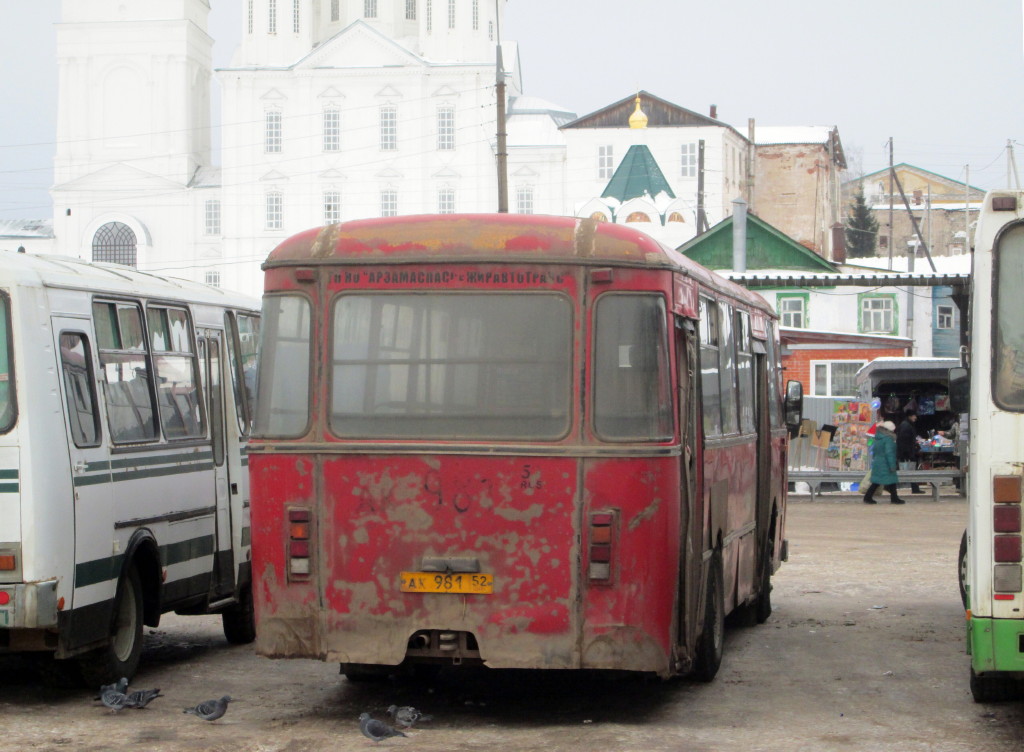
xmin=969 ymin=617 xmax=1024 ymax=673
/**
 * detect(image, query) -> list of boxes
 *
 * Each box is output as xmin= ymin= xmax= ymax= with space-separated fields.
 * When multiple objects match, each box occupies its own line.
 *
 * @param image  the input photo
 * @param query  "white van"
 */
xmin=0 ymin=250 xmax=259 ymax=684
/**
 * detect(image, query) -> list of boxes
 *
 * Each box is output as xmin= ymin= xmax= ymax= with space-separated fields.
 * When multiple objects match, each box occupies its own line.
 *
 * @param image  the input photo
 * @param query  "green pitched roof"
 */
xmin=601 ymin=144 xmax=675 ymax=202
xmin=676 ymin=212 xmax=838 ymax=273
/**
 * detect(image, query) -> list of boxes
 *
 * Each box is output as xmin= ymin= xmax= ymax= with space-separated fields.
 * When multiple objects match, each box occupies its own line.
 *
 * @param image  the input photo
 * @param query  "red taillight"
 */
xmin=994 ymin=505 xmax=1022 ymax=533
xmin=288 ymin=508 xmax=312 ymax=580
xmin=588 ymin=511 xmax=617 ymax=582
xmin=994 ymin=535 xmax=1022 ymax=563
xmin=0 ymin=591 xmax=10 ymax=606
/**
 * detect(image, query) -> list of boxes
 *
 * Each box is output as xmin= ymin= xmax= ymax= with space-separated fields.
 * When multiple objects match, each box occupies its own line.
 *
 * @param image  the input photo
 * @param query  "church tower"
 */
xmin=52 ymin=0 xmax=214 ymax=269
xmin=54 ymin=0 xmax=213 ymax=186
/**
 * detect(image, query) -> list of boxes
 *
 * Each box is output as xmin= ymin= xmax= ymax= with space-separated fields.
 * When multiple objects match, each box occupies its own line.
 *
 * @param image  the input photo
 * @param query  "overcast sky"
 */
xmin=1 ymin=0 xmax=1022 ymax=220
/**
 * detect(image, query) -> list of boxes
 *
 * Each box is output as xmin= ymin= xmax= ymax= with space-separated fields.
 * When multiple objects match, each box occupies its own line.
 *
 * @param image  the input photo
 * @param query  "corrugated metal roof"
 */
xmin=601 ymin=144 xmax=675 ymax=203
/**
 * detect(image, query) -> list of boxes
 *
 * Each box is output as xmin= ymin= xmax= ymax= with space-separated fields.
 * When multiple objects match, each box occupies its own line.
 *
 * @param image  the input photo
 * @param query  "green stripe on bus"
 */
xmin=75 ymin=534 xmax=216 ymax=588
xmin=111 ymin=462 xmax=214 ymax=483
xmin=73 ymin=459 xmax=215 ymax=487
xmin=161 ymin=534 xmax=216 ymax=567
xmin=75 ymin=554 xmax=126 ymax=589
xmin=109 ymin=451 xmax=213 ymax=470
xmin=0 ymin=482 xmax=18 ymax=493
xmin=0 ymin=469 xmax=18 ymax=480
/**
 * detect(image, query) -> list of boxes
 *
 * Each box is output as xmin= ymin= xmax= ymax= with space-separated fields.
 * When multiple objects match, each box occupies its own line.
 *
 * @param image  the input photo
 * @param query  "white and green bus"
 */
xmin=959 ymin=190 xmax=1024 ymax=701
xmin=0 ymin=250 xmax=259 ymax=685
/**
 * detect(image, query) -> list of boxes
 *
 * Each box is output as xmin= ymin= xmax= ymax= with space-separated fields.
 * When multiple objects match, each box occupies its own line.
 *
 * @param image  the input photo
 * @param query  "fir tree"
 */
xmin=845 ymin=189 xmax=879 ymax=258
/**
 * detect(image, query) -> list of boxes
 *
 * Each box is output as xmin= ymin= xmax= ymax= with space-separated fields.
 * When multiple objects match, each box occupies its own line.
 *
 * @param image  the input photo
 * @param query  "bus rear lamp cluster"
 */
xmin=288 ymin=509 xmax=312 ymax=580
xmin=993 ymin=476 xmax=1022 ymax=598
xmin=588 ymin=511 xmax=616 ymax=582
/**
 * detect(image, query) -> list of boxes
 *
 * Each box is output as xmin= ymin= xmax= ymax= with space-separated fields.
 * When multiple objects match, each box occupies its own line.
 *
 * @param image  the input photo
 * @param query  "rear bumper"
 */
xmin=969 ymin=616 xmax=1024 ymax=673
xmin=0 ymin=580 xmax=59 ymax=630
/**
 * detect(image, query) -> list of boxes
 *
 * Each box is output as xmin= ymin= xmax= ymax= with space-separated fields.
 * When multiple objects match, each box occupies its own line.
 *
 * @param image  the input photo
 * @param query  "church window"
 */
xmin=488 ymin=20 xmax=493 ymax=41
xmin=426 ymin=0 xmax=432 ymax=31
xmin=448 ymin=0 xmax=455 ymax=28
xmin=331 ymin=0 xmax=340 ymax=22
xmin=381 ymin=188 xmax=398 ymax=217
xmin=205 ymin=270 xmax=221 ymax=288
xmin=681 ymin=143 xmax=697 ymax=178
xmin=590 ymin=212 xmax=609 ymax=222
xmin=266 ymin=192 xmax=283 ymax=230
xmin=92 ymin=222 xmax=137 ymax=268
xmin=293 ymin=0 xmax=300 ymax=33
xmin=365 ymin=0 xmax=377 ymax=18
xmin=265 ymin=111 xmax=282 ymax=153
xmin=269 ymin=0 xmax=277 ymax=33
xmin=380 ymin=105 xmax=397 ymax=151
xmin=406 ymin=0 xmax=416 ymax=20
xmin=323 ymin=108 xmax=340 ymax=152
xmin=248 ymin=0 xmax=254 ymax=33
xmin=472 ymin=0 xmax=479 ymax=29
xmin=438 ymin=186 xmax=455 ymax=214
xmin=516 ymin=186 xmax=534 ymax=215
xmin=626 ymin=212 xmax=651 ymax=223
xmin=598 ymin=145 xmax=614 ymax=180
xmin=667 ymin=211 xmax=686 ymax=223
xmin=205 ymin=200 xmax=221 ymax=235
xmin=437 ymin=105 xmax=455 ymax=151
xmin=324 ymin=191 xmax=341 ymax=224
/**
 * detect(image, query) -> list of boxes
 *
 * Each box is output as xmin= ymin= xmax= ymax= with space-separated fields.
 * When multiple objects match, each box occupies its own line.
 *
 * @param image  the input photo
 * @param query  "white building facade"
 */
xmin=46 ymin=0 xmax=753 ymax=296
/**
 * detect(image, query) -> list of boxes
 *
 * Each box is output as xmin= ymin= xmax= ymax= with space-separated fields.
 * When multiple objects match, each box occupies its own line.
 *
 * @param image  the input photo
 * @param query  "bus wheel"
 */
xmin=222 ymin=583 xmax=257 ymax=645
xmin=958 ymin=530 xmax=968 ymax=609
xmin=755 ymin=539 xmax=774 ymax=624
xmin=78 ymin=564 xmax=143 ymax=686
xmin=970 ymin=667 xmax=1021 ymax=703
xmin=341 ymin=663 xmax=393 ymax=682
xmin=693 ymin=554 xmax=724 ymax=682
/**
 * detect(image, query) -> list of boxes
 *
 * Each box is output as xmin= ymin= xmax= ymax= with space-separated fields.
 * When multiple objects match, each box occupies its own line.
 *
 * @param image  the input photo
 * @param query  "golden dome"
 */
xmin=628 ymin=95 xmax=648 ymax=129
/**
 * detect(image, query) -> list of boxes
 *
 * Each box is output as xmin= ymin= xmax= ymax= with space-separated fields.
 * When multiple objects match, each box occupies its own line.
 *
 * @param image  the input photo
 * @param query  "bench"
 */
xmin=788 ymin=469 xmax=963 ymax=502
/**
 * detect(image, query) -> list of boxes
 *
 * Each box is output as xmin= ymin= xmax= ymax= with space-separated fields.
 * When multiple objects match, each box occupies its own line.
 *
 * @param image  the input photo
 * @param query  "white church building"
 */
xmin=40 ymin=0 xmax=781 ymax=297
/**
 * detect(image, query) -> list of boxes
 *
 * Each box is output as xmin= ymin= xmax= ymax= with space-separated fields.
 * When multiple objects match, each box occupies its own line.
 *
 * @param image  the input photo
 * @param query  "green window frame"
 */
xmin=858 ymin=293 xmax=898 ymax=335
xmin=776 ymin=292 xmax=809 ymax=329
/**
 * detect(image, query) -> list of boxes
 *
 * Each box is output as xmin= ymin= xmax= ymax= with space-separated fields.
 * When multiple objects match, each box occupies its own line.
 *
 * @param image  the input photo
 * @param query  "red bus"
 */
xmin=249 ymin=214 xmax=802 ymax=680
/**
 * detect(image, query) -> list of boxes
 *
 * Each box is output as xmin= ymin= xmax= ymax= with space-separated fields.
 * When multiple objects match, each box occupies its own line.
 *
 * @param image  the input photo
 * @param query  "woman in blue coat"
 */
xmin=863 ymin=421 xmax=905 ymax=504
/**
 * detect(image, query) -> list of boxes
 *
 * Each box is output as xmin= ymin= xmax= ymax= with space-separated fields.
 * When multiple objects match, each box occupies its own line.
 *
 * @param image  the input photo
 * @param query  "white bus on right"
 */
xmin=960 ymin=190 xmax=1024 ymax=701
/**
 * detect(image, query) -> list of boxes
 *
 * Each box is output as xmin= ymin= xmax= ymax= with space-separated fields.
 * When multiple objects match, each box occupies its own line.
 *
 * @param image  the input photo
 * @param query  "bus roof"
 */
xmin=0 ymin=250 xmax=259 ymax=311
xmin=264 ymin=214 xmax=772 ymax=312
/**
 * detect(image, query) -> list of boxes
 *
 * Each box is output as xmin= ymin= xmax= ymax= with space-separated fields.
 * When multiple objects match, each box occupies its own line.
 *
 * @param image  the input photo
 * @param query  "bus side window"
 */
xmin=148 ymin=305 xmax=204 ymax=440
xmin=717 ymin=301 xmax=739 ymax=435
xmin=0 ymin=292 xmax=13 ymax=433
xmin=59 ymin=332 xmax=101 ymax=447
xmin=699 ymin=298 xmax=722 ymax=437
xmin=93 ymin=301 xmax=158 ymax=443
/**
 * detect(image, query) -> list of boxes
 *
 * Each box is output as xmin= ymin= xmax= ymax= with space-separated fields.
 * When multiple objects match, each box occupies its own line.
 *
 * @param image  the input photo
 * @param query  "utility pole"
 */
xmin=1008 ymin=139 xmax=1020 ymax=190
xmin=887 ymin=137 xmax=894 ymax=270
xmin=696 ymin=140 xmax=708 ymax=234
xmin=495 ymin=3 xmax=508 ymax=212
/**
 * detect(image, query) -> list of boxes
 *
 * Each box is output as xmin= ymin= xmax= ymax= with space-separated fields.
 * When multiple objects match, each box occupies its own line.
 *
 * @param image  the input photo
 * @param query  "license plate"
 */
xmin=400 ymin=572 xmax=493 ymax=594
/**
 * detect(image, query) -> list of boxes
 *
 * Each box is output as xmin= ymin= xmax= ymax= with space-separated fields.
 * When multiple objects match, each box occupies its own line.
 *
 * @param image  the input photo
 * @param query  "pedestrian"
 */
xmin=897 ymin=409 xmax=923 ymax=494
xmin=863 ymin=420 xmax=905 ymax=504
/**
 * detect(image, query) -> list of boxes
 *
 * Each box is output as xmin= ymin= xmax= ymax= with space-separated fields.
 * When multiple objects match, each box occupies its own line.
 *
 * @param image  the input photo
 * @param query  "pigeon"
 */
xmin=387 ymin=704 xmax=433 ymax=728
xmin=99 ymin=688 xmax=130 ymax=713
xmin=359 ymin=713 xmax=408 ymax=742
xmin=94 ymin=677 xmax=129 ymax=701
xmin=183 ymin=695 xmax=233 ymax=721
xmin=124 ymin=687 xmax=163 ymax=709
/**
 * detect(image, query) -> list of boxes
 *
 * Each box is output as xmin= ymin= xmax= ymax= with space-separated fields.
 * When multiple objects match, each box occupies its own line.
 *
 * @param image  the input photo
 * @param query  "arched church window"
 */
xmin=92 ymin=222 xmax=138 ymax=267
xmin=590 ymin=212 xmax=609 ymax=222
xmin=667 ymin=212 xmax=686 ymax=223
xmin=626 ymin=212 xmax=651 ymax=223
